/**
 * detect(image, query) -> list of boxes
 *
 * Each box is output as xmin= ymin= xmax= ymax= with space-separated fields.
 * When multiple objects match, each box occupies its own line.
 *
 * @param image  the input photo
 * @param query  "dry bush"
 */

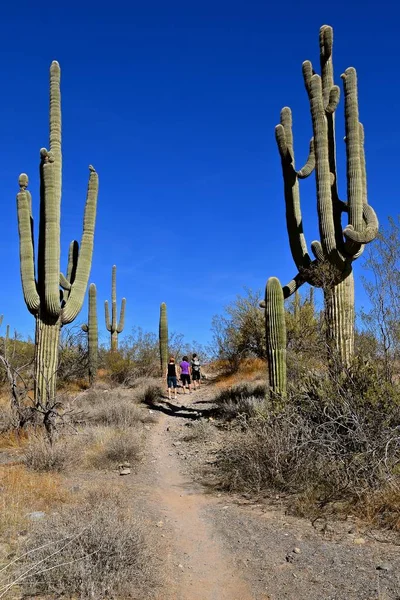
xmin=72 ymin=387 xmax=159 ymax=428
xmin=214 ymin=357 xmax=265 ymax=388
xmin=86 ymin=427 xmax=144 ymax=469
xmin=0 ymin=465 xmax=70 ymax=537
xmin=5 ymin=490 xmax=157 ymax=599
xmin=213 ymin=383 xmax=266 ymax=420
xmin=215 ymin=364 xmax=400 ymax=529
xmin=23 ymin=435 xmax=80 ymax=473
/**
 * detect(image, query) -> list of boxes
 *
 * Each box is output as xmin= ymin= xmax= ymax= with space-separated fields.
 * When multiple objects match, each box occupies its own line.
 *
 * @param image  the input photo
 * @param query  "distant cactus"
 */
xmin=82 ymin=283 xmax=98 ymax=385
xmin=16 ymin=61 xmax=98 ymax=431
xmin=265 ymin=277 xmax=287 ymax=398
xmin=159 ymin=303 xmax=168 ymax=376
xmin=104 ymin=265 xmax=126 ymax=351
xmin=275 ymin=25 xmax=378 ymax=366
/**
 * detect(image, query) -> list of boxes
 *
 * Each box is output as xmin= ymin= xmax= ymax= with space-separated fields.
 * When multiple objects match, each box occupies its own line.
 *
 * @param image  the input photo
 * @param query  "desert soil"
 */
xmin=132 ymin=382 xmax=400 ymax=600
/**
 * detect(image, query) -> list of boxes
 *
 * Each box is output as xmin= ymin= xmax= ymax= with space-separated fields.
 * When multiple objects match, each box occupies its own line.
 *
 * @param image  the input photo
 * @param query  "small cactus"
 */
xmin=265 ymin=277 xmax=287 ymax=399
xmin=159 ymin=303 xmax=168 ymax=376
xmin=82 ymin=283 xmax=98 ymax=385
xmin=104 ymin=265 xmax=126 ymax=351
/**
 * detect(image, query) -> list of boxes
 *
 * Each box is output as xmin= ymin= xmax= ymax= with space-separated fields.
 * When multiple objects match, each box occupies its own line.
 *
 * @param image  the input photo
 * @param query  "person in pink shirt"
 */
xmin=179 ymin=355 xmax=192 ymax=394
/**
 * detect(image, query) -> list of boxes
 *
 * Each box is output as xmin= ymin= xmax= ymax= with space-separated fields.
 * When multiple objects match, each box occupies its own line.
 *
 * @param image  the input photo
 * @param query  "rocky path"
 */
xmin=136 ymin=384 xmax=400 ymax=600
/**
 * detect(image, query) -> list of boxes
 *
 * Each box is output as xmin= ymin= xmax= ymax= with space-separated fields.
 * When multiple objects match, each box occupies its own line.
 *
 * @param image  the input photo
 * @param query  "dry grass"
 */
xmin=214 ymin=358 xmax=265 ymax=389
xmin=85 ymin=427 xmax=144 ymax=469
xmin=0 ymin=427 xmax=30 ymax=450
xmin=73 ymin=385 xmax=159 ymax=427
xmin=23 ymin=434 xmax=80 ymax=473
xmin=2 ymin=488 xmax=157 ymax=599
xmin=213 ymin=383 xmax=266 ymax=420
xmin=0 ymin=465 xmax=70 ymax=537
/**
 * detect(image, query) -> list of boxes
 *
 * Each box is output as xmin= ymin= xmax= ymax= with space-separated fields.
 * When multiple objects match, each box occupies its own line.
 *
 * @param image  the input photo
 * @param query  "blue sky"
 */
xmin=0 ymin=1 xmax=397 ymax=347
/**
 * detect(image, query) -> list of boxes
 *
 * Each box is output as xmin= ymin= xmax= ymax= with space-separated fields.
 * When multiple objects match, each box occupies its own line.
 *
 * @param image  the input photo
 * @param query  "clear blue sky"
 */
xmin=0 ymin=1 xmax=397 ymax=346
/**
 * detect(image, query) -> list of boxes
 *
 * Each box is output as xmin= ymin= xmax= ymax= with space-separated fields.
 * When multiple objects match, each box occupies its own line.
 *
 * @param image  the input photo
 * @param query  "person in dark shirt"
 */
xmin=191 ymin=353 xmax=201 ymax=390
xmin=167 ymin=356 xmax=178 ymax=400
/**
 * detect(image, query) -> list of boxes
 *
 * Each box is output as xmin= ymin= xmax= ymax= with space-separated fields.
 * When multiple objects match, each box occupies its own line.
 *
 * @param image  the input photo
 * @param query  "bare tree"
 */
xmin=361 ymin=216 xmax=400 ymax=382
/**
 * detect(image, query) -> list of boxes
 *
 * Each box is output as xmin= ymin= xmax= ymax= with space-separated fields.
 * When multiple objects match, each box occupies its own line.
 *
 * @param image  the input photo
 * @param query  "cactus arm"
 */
xmin=111 ymin=265 xmax=117 ymax=332
xmin=66 ymin=240 xmax=79 ymax=284
xmin=275 ymin=107 xmax=312 ymax=272
xmin=117 ymin=298 xmax=126 ymax=334
xmin=265 ymin=277 xmax=287 ymax=398
xmin=61 ymin=167 xmax=98 ymax=325
xmin=61 ymin=240 xmax=79 ymax=303
xmin=40 ymin=149 xmax=61 ymax=318
xmin=81 ymin=323 xmax=88 ymax=332
xmin=105 ymin=300 xmax=111 ymax=332
xmin=341 ymin=67 xmax=363 ymax=257
xmin=296 ymin=138 xmax=315 ymax=179
xmin=59 ymin=273 xmax=71 ymax=290
xmin=344 ymin=204 xmax=379 ymax=244
xmin=16 ymin=175 xmax=40 ymax=314
xmin=49 ymin=61 xmax=62 ymax=205
xmin=307 ymin=74 xmax=346 ymax=270
xmin=359 ymin=123 xmax=367 ymax=206
xmin=282 ymin=272 xmax=306 ymax=299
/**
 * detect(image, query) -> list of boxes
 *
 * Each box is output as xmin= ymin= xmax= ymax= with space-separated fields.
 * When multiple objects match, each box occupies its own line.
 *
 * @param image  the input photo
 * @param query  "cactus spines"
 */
xmin=16 ymin=61 xmax=98 ymax=419
xmin=159 ymin=302 xmax=168 ymax=376
xmin=265 ymin=277 xmax=287 ymax=399
xmin=104 ymin=265 xmax=126 ymax=351
xmin=276 ymin=25 xmax=378 ymax=367
xmin=82 ymin=283 xmax=98 ymax=386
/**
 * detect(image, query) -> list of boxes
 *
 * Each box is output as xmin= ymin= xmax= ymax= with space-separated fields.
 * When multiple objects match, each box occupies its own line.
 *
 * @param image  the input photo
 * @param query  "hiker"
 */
xmin=191 ymin=353 xmax=201 ymax=389
xmin=166 ymin=356 xmax=178 ymax=400
xmin=179 ymin=355 xmax=192 ymax=394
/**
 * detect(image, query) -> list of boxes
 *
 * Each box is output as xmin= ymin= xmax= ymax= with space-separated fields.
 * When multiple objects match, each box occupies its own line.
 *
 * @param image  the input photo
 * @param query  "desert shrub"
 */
xmin=73 ymin=386 xmax=159 ymax=427
xmin=87 ymin=428 xmax=144 ymax=469
xmin=23 ymin=435 xmax=79 ymax=473
xmin=136 ymin=383 xmax=163 ymax=406
xmin=214 ymin=383 xmax=266 ymax=420
xmin=215 ymin=363 xmax=400 ymax=527
xmin=12 ymin=492 xmax=156 ymax=599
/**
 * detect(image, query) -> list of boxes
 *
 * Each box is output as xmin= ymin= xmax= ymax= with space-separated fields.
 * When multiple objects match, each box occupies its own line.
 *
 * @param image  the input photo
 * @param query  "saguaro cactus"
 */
xmin=82 ymin=283 xmax=98 ymax=386
xmin=159 ymin=303 xmax=168 ymax=376
xmin=265 ymin=278 xmax=287 ymax=398
xmin=275 ymin=25 xmax=378 ymax=366
xmin=16 ymin=61 xmax=98 ymax=427
xmin=104 ymin=265 xmax=126 ymax=351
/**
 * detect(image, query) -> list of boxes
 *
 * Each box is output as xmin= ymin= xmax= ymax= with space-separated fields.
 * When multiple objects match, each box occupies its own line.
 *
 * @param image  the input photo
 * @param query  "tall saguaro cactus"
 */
xmin=82 ymin=284 xmax=98 ymax=386
xmin=265 ymin=278 xmax=287 ymax=398
xmin=275 ymin=25 xmax=378 ymax=366
xmin=159 ymin=303 xmax=168 ymax=376
xmin=104 ymin=265 xmax=126 ymax=351
xmin=16 ymin=61 xmax=98 ymax=425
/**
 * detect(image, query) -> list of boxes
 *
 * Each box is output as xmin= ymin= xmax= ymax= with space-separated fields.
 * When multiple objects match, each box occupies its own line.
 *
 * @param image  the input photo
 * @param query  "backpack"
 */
xmin=191 ymin=358 xmax=200 ymax=371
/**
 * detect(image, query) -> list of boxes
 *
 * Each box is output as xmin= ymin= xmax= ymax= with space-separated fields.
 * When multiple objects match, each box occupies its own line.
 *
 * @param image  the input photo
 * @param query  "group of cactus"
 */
xmin=265 ymin=25 xmax=378 ymax=399
xmin=13 ymin=25 xmax=379 ymax=415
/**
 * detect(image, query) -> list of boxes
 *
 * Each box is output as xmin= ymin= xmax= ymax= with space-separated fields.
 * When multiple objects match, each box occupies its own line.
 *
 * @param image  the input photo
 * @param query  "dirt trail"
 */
xmin=143 ymin=396 xmax=258 ymax=600
xmin=136 ymin=384 xmax=400 ymax=600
